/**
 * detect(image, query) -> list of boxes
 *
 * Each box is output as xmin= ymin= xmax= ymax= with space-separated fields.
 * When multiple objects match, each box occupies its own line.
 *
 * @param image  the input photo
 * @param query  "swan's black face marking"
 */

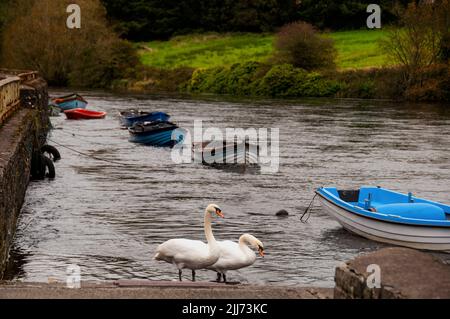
xmin=214 ymin=207 xmax=224 ymax=218
xmin=258 ymin=245 xmax=265 ymax=257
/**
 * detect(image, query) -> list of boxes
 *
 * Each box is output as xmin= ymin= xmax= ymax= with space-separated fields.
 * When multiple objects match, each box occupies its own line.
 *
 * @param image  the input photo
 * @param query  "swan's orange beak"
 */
xmin=258 ymin=248 xmax=265 ymax=257
xmin=215 ymin=210 xmax=224 ymax=218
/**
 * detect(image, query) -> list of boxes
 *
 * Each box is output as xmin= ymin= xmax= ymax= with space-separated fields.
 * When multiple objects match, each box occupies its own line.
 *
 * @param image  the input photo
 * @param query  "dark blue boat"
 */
xmin=120 ymin=110 xmax=170 ymax=127
xmin=128 ymin=121 xmax=185 ymax=147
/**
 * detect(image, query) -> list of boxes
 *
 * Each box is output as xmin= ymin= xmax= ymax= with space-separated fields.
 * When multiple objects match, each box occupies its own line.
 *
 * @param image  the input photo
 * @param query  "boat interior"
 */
xmin=324 ymin=187 xmax=450 ymax=221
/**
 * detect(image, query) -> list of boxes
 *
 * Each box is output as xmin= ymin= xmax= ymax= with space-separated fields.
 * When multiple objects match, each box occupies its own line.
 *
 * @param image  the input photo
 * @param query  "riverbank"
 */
xmin=111 ymin=31 xmax=450 ymax=102
xmin=0 ymin=281 xmax=332 ymax=299
xmin=113 ymin=62 xmax=450 ymax=102
xmin=1 ymin=248 xmax=449 ymax=299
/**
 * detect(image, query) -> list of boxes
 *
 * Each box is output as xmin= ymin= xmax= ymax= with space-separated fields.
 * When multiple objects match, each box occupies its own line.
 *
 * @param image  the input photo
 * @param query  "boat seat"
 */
xmin=374 ymin=203 xmax=446 ymax=221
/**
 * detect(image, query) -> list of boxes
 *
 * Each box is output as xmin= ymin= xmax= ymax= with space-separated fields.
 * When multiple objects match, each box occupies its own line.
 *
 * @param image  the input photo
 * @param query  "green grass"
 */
xmin=138 ymin=30 xmax=392 ymax=70
xmin=138 ymin=33 xmax=274 ymax=69
xmin=329 ymin=30 xmax=391 ymax=69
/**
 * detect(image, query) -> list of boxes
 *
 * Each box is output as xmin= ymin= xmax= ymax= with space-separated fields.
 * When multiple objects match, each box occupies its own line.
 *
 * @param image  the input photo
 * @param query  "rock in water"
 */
xmin=276 ymin=209 xmax=289 ymax=217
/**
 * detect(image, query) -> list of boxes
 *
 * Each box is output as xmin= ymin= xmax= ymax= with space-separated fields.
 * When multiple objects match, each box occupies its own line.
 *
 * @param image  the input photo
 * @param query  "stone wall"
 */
xmin=334 ymin=247 xmax=450 ymax=299
xmin=0 ymin=73 xmax=49 ymax=277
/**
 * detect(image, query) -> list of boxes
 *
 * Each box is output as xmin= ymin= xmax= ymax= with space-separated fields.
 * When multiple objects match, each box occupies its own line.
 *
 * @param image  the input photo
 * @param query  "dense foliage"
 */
xmin=186 ymin=61 xmax=340 ymax=97
xmin=101 ymin=0 xmax=410 ymax=40
xmin=1 ymin=0 xmax=138 ymax=87
xmin=297 ymin=0 xmax=408 ymax=30
xmin=101 ymin=0 xmax=299 ymax=40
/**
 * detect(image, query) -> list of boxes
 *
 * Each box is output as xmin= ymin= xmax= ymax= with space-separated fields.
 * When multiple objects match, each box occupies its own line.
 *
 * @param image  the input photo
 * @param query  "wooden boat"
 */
xmin=316 ymin=186 xmax=450 ymax=251
xmin=192 ymin=139 xmax=259 ymax=167
xmin=128 ymin=121 xmax=185 ymax=147
xmin=119 ymin=110 xmax=170 ymax=127
xmin=52 ymin=93 xmax=87 ymax=111
xmin=64 ymin=108 xmax=106 ymax=120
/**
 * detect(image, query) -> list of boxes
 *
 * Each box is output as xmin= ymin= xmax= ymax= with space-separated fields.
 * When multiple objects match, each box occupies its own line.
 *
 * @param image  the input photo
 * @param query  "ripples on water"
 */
xmin=6 ymin=91 xmax=450 ymax=286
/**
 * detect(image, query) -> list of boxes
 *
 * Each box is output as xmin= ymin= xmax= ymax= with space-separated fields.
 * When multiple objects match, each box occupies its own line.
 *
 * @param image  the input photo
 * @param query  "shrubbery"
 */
xmin=274 ymin=21 xmax=337 ymax=71
xmin=187 ymin=61 xmax=339 ymax=97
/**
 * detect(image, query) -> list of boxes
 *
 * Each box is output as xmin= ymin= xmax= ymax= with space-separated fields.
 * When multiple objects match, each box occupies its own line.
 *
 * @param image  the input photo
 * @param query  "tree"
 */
xmin=274 ymin=21 xmax=337 ymax=70
xmin=382 ymin=1 xmax=449 ymax=76
xmin=1 ymin=0 xmax=138 ymax=87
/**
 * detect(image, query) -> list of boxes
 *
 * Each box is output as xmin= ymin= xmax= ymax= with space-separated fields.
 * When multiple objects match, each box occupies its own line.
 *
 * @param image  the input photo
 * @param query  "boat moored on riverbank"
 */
xmin=128 ymin=121 xmax=185 ymax=147
xmin=316 ymin=186 xmax=450 ymax=251
xmin=64 ymin=108 xmax=107 ymax=120
xmin=120 ymin=110 xmax=170 ymax=127
xmin=51 ymin=93 xmax=88 ymax=111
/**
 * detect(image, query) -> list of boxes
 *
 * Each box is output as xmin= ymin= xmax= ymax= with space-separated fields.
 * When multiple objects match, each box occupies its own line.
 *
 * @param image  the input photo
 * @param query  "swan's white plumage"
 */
xmin=207 ymin=234 xmax=264 ymax=275
xmin=154 ymin=239 xmax=213 ymax=269
xmin=154 ymin=204 xmax=223 ymax=278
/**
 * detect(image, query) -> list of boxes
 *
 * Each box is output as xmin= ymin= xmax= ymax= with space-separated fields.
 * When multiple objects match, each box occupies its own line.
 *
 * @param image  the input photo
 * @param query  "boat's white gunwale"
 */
xmin=316 ymin=191 xmax=450 ymax=229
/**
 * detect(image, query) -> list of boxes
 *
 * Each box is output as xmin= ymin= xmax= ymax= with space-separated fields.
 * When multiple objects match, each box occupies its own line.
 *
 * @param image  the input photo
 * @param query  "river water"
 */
xmin=5 ymin=91 xmax=450 ymax=287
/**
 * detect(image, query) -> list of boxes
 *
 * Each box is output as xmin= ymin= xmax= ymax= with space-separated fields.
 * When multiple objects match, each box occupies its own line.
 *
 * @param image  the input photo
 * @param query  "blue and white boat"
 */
xmin=120 ymin=110 xmax=170 ymax=127
xmin=128 ymin=121 xmax=185 ymax=147
xmin=51 ymin=93 xmax=87 ymax=111
xmin=316 ymin=186 xmax=450 ymax=251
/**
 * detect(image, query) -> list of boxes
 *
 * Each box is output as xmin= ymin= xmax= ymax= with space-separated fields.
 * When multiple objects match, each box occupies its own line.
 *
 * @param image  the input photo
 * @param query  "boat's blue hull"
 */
xmin=129 ymin=128 xmax=185 ymax=147
xmin=56 ymin=100 xmax=87 ymax=111
xmin=121 ymin=112 xmax=170 ymax=127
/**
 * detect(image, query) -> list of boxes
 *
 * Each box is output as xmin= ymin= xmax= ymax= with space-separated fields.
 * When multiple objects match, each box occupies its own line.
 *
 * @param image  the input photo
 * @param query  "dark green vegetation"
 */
xmin=101 ymin=0 xmax=299 ymax=40
xmin=297 ymin=0 xmax=409 ymax=30
xmin=101 ymin=0 xmax=405 ymax=41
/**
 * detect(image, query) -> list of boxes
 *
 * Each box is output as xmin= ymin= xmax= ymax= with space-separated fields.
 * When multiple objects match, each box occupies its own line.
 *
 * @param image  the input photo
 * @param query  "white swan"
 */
xmin=208 ymin=234 xmax=264 ymax=283
xmin=154 ymin=204 xmax=224 ymax=281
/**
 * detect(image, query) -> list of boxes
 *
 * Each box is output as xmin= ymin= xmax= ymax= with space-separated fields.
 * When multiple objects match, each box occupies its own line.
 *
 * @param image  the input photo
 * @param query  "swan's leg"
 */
xmin=178 ymin=269 xmax=182 ymax=281
xmin=216 ymin=272 xmax=222 ymax=282
xmin=223 ymin=273 xmax=227 ymax=283
xmin=192 ymin=270 xmax=196 ymax=282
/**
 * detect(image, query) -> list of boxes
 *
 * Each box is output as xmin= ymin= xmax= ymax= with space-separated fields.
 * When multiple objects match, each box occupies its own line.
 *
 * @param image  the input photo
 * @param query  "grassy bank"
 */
xmin=138 ymin=30 xmax=391 ymax=70
xmin=121 ymin=30 xmax=448 ymax=101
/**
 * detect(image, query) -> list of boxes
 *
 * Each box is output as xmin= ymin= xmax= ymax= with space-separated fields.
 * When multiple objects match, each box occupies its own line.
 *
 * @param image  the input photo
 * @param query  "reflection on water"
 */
xmin=6 ymin=91 xmax=450 ymax=287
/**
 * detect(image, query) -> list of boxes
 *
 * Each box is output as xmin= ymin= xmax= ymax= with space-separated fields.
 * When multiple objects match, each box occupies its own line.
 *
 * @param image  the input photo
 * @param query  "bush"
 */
xmin=274 ymin=21 xmax=337 ymax=71
xmin=255 ymin=64 xmax=339 ymax=97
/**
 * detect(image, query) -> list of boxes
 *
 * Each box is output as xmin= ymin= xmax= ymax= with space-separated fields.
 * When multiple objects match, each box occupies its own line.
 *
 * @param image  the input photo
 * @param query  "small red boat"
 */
xmin=64 ymin=108 xmax=107 ymax=120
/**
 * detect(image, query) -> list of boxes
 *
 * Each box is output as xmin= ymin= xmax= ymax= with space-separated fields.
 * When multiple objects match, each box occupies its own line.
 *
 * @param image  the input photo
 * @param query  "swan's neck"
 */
xmin=239 ymin=234 xmax=251 ymax=247
xmin=238 ymin=234 xmax=256 ymax=258
xmin=204 ymin=212 xmax=216 ymax=245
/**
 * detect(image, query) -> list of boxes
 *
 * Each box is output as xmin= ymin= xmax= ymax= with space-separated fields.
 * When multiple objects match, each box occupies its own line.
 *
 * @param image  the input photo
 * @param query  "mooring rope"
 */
xmin=51 ymin=128 xmax=127 ymax=146
xmin=300 ymin=193 xmax=317 ymax=223
xmin=47 ymin=138 xmax=131 ymax=167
